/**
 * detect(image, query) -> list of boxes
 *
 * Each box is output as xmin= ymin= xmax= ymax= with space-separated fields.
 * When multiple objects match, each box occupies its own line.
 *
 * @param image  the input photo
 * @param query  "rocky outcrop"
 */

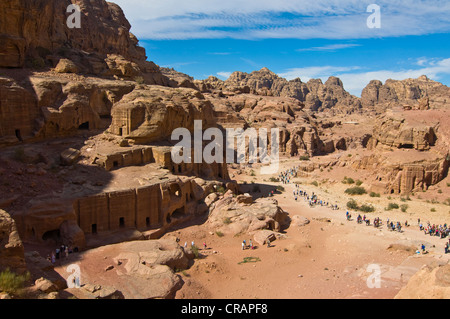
xmin=361 ymin=75 xmax=450 ymax=110
xmin=368 ymin=112 xmax=437 ymax=151
xmin=0 ymin=0 xmax=170 ymax=85
xmin=197 ymin=68 xmax=362 ymax=115
xmin=0 ymin=0 xmax=144 ymax=67
xmin=109 ymin=86 xmax=216 ymax=144
xmin=0 ymin=210 xmax=26 ymax=273
xmin=395 ymin=263 xmax=450 ymax=299
xmin=207 ymin=192 xmax=290 ymax=236
xmin=79 ymin=239 xmax=190 ymax=299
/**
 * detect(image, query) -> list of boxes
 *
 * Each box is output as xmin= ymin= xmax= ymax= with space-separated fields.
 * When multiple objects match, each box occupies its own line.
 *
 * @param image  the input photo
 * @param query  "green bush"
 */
xmin=311 ymin=181 xmax=319 ymax=187
xmin=347 ymin=200 xmax=374 ymax=212
xmin=400 ymin=204 xmax=409 ymax=212
xmin=345 ymin=186 xmax=367 ymax=195
xmin=346 ymin=178 xmax=355 ymax=184
xmin=299 ymin=155 xmax=310 ymax=161
xmin=359 ymin=204 xmax=375 ymax=213
xmin=269 ymin=177 xmax=279 ymax=183
xmin=356 ymin=180 xmax=363 ymax=186
xmin=347 ymin=199 xmax=358 ymax=210
xmin=0 ymin=268 xmax=30 ymax=296
xmin=386 ymin=203 xmax=399 ymax=210
xmin=369 ymin=192 xmax=381 ymax=198
xmin=191 ymin=245 xmax=200 ymax=258
xmin=216 ymin=185 xmax=226 ymax=194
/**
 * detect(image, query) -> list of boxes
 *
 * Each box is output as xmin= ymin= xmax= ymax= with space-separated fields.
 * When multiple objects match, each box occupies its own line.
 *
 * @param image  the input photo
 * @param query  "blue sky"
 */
xmin=113 ymin=0 xmax=450 ymax=96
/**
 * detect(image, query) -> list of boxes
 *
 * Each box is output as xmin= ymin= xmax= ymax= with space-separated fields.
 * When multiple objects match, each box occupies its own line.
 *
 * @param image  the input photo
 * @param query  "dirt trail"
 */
xmin=173 ymin=178 xmax=449 ymax=299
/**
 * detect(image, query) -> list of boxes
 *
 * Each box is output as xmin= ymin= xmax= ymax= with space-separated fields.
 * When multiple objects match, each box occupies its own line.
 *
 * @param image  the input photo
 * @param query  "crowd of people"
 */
xmin=419 ymin=220 xmax=450 ymax=239
xmin=47 ymin=244 xmax=79 ymax=264
xmin=348 ymin=212 xmax=450 ymax=255
xmin=273 ymin=165 xmax=450 ymax=256
xmin=278 ymin=166 xmax=299 ymax=184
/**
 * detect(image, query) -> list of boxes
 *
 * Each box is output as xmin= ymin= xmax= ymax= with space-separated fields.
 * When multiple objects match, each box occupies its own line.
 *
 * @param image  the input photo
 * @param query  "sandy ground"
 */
xmin=41 ymin=156 xmax=450 ymax=300
xmin=171 ymin=158 xmax=450 ymax=299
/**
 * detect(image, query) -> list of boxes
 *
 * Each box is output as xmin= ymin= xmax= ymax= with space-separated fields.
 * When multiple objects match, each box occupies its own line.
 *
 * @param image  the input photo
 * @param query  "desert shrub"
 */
xmin=386 ymin=203 xmax=399 ymax=210
xmin=215 ymin=231 xmax=224 ymax=237
xmin=311 ymin=181 xmax=319 ymax=187
xmin=347 ymin=199 xmax=374 ymax=212
xmin=276 ymin=185 xmax=285 ymax=192
xmin=359 ymin=204 xmax=375 ymax=213
xmin=250 ymin=170 xmax=256 ymax=176
xmin=216 ymin=185 xmax=226 ymax=194
xmin=0 ymin=268 xmax=30 ymax=296
xmin=347 ymin=199 xmax=359 ymax=210
xmin=400 ymin=204 xmax=409 ymax=212
xmin=223 ymin=217 xmax=232 ymax=225
xmin=269 ymin=177 xmax=279 ymax=183
xmin=444 ymin=198 xmax=450 ymax=206
xmin=430 ymin=208 xmax=436 ymax=212
xmin=299 ymin=155 xmax=310 ymax=161
xmin=191 ymin=245 xmax=200 ymax=258
xmin=356 ymin=180 xmax=363 ymax=186
xmin=369 ymin=192 xmax=381 ymax=198
xmin=238 ymin=257 xmax=261 ymax=265
xmin=345 ymin=186 xmax=367 ymax=195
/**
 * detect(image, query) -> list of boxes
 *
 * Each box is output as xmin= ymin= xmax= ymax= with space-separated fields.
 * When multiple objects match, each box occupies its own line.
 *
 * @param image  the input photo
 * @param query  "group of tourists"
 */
xmin=278 ymin=167 xmax=298 ymax=184
xmin=419 ymin=220 xmax=450 ymax=239
xmin=47 ymin=244 xmax=79 ymax=264
xmin=272 ymin=165 xmax=450 ymax=255
xmin=292 ymin=183 xmax=339 ymax=211
xmin=241 ymin=239 xmax=256 ymax=250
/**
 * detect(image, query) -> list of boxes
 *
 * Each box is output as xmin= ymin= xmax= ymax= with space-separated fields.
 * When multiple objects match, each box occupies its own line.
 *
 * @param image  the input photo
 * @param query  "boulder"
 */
xmin=60 ymin=148 xmax=81 ymax=166
xmin=0 ymin=210 xmax=26 ymax=272
xmin=54 ymin=59 xmax=79 ymax=74
xmin=35 ymin=277 xmax=58 ymax=293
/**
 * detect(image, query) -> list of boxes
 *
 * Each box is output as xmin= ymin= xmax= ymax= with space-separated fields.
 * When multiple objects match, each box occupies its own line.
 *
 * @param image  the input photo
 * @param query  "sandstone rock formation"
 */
xmin=395 ymin=263 xmax=450 ymax=299
xmin=109 ymin=86 xmax=216 ymax=144
xmin=361 ymin=75 xmax=450 ymax=110
xmin=0 ymin=210 xmax=26 ymax=273
xmin=77 ymin=239 xmax=191 ymax=299
xmin=197 ymin=68 xmax=362 ymax=115
xmin=207 ymin=192 xmax=290 ymax=236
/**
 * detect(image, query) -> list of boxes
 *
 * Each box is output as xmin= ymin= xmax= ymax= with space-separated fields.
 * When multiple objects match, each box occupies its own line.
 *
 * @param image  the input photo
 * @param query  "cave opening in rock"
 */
xmin=15 ymin=129 xmax=23 ymax=141
xmin=78 ymin=121 xmax=90 ymax=130
xmin=42 ymin=229 xmax=61 ymax=243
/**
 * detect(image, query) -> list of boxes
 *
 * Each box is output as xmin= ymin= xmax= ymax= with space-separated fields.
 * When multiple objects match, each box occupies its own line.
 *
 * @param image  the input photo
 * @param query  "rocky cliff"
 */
xmin=196 ymin=68 xmax=362 ymax=115
xmin=361 ymin=75 xmax=450 ymax=110
xmin=0 ymin=0 xmax=169 ymax=84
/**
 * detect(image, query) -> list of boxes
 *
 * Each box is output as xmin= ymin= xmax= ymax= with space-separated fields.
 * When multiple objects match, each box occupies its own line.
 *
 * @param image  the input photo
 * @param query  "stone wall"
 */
xmin=74 ymin=178 xmax=216 ymax=237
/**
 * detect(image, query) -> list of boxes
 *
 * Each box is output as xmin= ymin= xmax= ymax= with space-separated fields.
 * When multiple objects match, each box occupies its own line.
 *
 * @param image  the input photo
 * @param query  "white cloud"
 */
xmin=112 ymin=0 xmax=450 ymax=40
xmin=217 ymin=71 xmax=232 ymax=79
xmin=297 ymin=43 xmax=361 ymax=52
